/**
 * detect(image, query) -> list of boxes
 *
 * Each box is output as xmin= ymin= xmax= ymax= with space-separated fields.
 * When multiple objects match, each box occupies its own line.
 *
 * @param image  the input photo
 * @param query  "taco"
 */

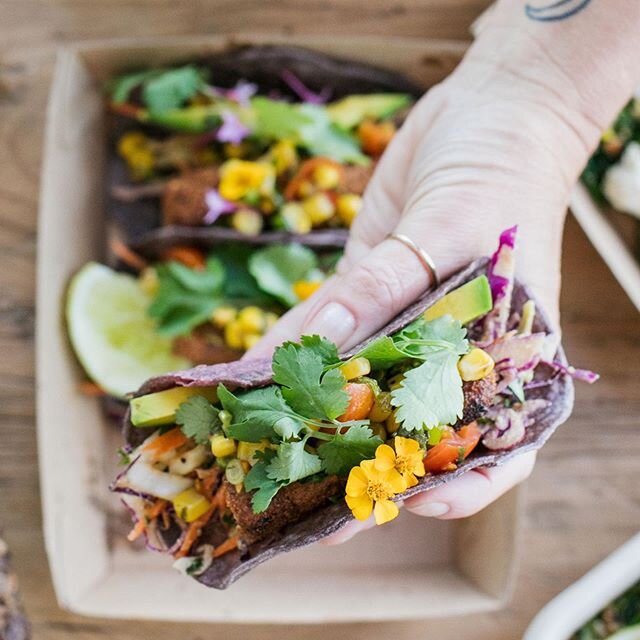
xmin=112 ymin=228 xmax=596 ymax=588
xmin=106 ymin=45 xmax=422 ymax=253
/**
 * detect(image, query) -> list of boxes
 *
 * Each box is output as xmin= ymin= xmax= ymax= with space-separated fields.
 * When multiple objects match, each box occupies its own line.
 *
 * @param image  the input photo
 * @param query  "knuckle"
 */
xmin=349 ymin=259 xmax=408 ymax=313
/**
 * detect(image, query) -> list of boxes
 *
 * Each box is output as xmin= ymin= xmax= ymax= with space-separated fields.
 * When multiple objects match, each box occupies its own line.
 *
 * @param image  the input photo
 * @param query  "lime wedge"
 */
xmin=66 ymin=262 xmax=189 ymax=399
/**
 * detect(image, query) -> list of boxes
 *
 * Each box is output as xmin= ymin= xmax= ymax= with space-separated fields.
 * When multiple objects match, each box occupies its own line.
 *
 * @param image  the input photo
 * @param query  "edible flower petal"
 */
xmin=280 ymin=68 xmax=332 ymax=104
xmin=373 ymin=437 xmax=425 ymax=489
xmin=345 ymin=458 xmax=405 ymax=525
xmin=203 ymin=189 xmax=237 ymax=225
xmin=219 ymin=160 xmax=274 ymax=201
xmin=216 ymin=110 xmax=251 ymax=144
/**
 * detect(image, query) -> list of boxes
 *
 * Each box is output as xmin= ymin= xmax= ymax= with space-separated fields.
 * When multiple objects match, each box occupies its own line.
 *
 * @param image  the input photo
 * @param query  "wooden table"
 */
xmin=1 ymin=2 xmax=639 ymax=638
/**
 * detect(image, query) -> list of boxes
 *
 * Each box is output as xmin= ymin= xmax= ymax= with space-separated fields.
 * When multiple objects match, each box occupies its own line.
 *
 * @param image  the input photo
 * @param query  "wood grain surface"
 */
xmin=1 ymin=1 xmax=639 ymax=638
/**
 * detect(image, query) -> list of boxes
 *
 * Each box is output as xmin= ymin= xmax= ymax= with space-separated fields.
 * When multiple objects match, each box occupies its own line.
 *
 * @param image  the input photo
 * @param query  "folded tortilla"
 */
xmin=121 ymin=257 xmax=574 ymax=588
xmin=108 ymin=44 xmax=422 ymax=257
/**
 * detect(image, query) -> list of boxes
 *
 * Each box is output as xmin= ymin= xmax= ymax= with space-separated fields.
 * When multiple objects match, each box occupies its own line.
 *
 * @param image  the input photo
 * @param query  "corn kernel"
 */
xmin=210 ymin=434 xmax=237 ymax=458
xmin=336 ymin=193 xmax=362 ymax=227
xmin=280 ymin=202 xmax=312 ymax=234
xmin=265 ymin=311 xmax=279 ymax=329
xmin=224 ymin=319 xmax=245 ymax=350
xmin=369 ymin=391 xmax=392 ymax=422
xmin=231 ymin=209 xmax=264 ymax=236
xmin=313 ymin=163 xmax=341 ymax=190
xmin=293 ymin=280 xmax=322 ymax=301
xmin=118 ymin=131 xmax=147 ymax=158
xmin=237 ymin=440 xmax=270 ymax=465
xmin=297 ymin=180 xmax=316 ymax=198
xmin=302 ymin=193 xmax=335 ymax=226
xmin=272 ymin=140 xmax=298 ymax=174
xmin=211 ymin=305 xmax=237 ymax=329
xmin=237 ymin=306 xmax=265 ymax=334
xmin=172 ymin=488 xmax=211 ymax=523
xmin=370 ymin=422 xmax=388 ymax=441
xmin=138 ymin=267 xmax=159 ymax=297
xmin=243 ymin=333 xmax=262 ymax=350
xmin=457 ymin=348 xmax=495 ymax=382
xmin=339 ymin=357 xmax=371 ymax=381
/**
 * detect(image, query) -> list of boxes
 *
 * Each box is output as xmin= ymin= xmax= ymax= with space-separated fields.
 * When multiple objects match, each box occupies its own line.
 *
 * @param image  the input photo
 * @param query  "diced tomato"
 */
xmin=357 ymin=120 xmax=396 ymax=157
xmin=337 ymin=383 xmax=375 ymax=422
xmin=284 ymin=157 xmax=343 ymax=200
xmin=423 ymin=422 xmax=481 ymax=474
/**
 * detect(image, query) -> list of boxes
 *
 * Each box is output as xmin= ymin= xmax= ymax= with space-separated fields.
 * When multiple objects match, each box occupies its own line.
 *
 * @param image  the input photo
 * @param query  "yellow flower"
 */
xmin=374 ymin=437 xmax=425 ymax=489
xmin=219 ymin=160 xmax=274 ymax=201
xmin=345 ymin=459 xmax=405 ymax=525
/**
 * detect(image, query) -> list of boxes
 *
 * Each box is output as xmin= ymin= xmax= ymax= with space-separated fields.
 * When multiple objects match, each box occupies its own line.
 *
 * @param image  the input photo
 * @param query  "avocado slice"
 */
xmin=423 ymin=275 xmax=492 ymax=325
xmin=327 ymin=94 xmax=412 ymax=130
xmin=130 ymin=386 xmax=217 ymax=428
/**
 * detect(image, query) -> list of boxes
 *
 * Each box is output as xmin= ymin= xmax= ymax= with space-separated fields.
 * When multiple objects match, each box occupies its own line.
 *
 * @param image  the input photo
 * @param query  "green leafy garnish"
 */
xmin=300 ymin=335 xmax=341 ymax=367
xmin=248 ymin=244 xmax=321 ymax=307
xmin=148 ymin=257 xmax=225 ymax=337
xmin=244 ymin=458 xmax=282 ymax=513
xmin=391 ymin=352 xmax=464 ymax=430
xmin=117 ymin=447 xmax=132 ymax=466
xmin=219 ymin=385 xmax=303 ymax=442
xmin=175 ymin=395 xmax=221 ymax=444
xmin=272 ymin=342 xmax=349 ymax=421
xmin=317 ymin=424 xmax=382 ymax=475
xmin=266 ymin=441 xmax=322 ymax=484
xmin=142 ymin=66 xmax=205 ymax=114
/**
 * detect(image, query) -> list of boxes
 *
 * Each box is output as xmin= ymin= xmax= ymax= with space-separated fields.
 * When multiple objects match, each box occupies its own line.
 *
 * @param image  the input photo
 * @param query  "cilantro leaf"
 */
xmin=391 ymin=352 xmax=463 ymax=430
xmin=147 ymin=257 xmax=225 ymax=337
xmin=396 ymin=316 xmax=468 ymax=358
xmin=244 ymin=460 xmax=283 ymax=513
xmin=301 ymin=335 xmax=340 ymax=367
xmin=175 ymin=395 xmax=221 ymax=444
xmin=142 ymin=66 xmax=205 ymax=115
xmin=109 ymin=69 xmax=159 ymax=104
xmin=218 ymin=384 xmax=303 ymax=442
xmin=251 ymin=96 xmax=312 ymax=141
xmin=248 ymin=244 xmax=319 ymax=307
xmin=266 ymin=441 xmax=322 ymax=484
xmin=318 ymin=425 xmax=382 ymax=475
xmin=272 ymin=342 xmax=349 ymax=421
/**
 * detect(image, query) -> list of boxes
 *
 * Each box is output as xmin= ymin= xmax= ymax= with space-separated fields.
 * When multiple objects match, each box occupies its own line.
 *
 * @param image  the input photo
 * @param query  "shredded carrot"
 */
xmin=161 ymin=246 xmax=206 ymax=270
xmin=126 ymin=499 xmax=168 ymax=541
xmin=175 ymin=506 xmax=215 ymax=559
xmin=213 ymin=535 xmax=239 ymax=558
xmin=143 ymin=428 xmax=188 ymax=460
xmin=78 ymin=381 xmax=106 ymax=397
xmin=110 ymin=236 xmax=148 ymax=272
xmin=284 ymin=157 xmax=343 ymax=200
xmin=199 ymin=468 xmax=221 ymax=500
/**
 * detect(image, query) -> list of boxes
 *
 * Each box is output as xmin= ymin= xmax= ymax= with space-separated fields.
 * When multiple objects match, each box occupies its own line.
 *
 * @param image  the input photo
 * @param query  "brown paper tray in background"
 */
xmin=570 ymin=184 xmax=640 ymax=311
xmin=36 ymin=34 xmax=522 ymax=622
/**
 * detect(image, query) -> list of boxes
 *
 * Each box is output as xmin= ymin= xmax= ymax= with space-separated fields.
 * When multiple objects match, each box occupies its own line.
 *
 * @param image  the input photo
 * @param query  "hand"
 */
xmin=244 ymin=50 xmax=592 ymax=538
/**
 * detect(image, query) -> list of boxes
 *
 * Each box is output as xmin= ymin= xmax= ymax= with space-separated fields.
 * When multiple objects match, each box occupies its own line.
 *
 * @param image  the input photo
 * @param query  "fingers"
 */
xmin=404 ymin=452 xmax=536 ymax=519
xmin=323 ymin=453 xmax=536 ymax=546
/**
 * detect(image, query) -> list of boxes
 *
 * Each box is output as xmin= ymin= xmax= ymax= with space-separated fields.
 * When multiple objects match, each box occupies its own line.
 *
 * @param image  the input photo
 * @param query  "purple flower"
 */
xmin=203 ymin=189 xmax=236 ymax=225
xmin=207 ymin=80 xmax=257 ymax=107
xmin=216 ymin=111 xmax=251 ymax=144
xmin=280 ymin=68 xmax=332 ymax=104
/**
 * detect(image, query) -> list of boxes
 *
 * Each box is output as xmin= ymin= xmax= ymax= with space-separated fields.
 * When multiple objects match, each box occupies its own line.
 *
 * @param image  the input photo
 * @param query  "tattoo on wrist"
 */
xmin=525 ymin=0 xmax=592 ymax=22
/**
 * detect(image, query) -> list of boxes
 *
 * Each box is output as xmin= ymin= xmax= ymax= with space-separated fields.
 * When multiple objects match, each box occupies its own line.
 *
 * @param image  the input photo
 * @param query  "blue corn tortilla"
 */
xmin=120 ymin=257 xmax=574 ymax=589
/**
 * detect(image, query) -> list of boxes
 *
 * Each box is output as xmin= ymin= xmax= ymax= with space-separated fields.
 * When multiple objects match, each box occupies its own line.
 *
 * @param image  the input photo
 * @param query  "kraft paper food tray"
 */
xmin=37 ymin=34 xmax=522 ymax=622
xmin=569 ymin=184 xmax=640 ymax=312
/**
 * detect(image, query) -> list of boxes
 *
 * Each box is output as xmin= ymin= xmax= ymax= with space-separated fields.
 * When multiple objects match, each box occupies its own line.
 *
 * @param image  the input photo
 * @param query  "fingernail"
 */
xmin=304 ymin=302 xmax=356 ymax=348
xmin=408 ymin=502 xmax=450 ymax=517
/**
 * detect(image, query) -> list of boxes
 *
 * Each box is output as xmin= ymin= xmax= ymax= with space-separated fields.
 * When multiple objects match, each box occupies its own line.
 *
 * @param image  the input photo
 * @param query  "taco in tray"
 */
xmin=106 ymin=45 xmax=421 ymax=253
xmin=112 ymin=228 xmax=596 ymax=588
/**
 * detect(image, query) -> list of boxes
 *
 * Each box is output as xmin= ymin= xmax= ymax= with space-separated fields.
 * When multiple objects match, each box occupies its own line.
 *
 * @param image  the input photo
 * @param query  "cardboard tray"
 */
xmin=37 ymin=34 xmax=522 ymax=622
xmin=570 ymin=185 xmax=640 ymax=312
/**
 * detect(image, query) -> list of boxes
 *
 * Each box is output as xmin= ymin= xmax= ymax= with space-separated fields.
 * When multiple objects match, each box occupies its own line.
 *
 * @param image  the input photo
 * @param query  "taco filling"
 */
xmin=111 ymin=227 xmax=597 ymax=583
